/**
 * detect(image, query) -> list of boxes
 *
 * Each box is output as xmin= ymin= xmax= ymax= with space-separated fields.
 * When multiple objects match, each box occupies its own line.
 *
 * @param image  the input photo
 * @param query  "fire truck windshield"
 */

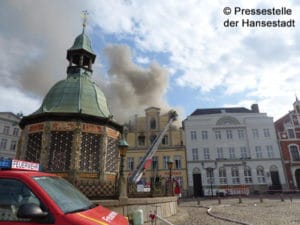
xmin=33 ymin=176 xmax=94 ymax=214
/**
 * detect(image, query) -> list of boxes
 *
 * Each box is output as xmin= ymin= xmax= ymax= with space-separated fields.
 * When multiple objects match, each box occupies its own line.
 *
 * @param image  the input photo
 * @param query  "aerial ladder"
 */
xmin=128 ymin=110 xmax=178 ymax=184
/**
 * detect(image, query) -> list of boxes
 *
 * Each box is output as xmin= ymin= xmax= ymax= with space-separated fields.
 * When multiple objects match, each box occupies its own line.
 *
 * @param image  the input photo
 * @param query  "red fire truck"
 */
xmin=0 ymin=159 xmax=129 ymax=225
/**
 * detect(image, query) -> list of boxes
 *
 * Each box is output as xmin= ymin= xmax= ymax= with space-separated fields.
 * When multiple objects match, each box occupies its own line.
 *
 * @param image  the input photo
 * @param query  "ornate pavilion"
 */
xmin=17 ymin=23 xmax=123 ymax=198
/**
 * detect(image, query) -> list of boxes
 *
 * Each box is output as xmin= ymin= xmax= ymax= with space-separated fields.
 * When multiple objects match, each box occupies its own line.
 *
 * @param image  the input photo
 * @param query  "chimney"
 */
xmin=251 ymin=104 xmax=259 ymax=113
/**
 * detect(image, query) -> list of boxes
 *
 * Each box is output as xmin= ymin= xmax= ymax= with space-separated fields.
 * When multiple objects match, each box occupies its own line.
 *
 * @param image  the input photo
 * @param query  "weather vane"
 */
xmin=81 ymin=10 xmax=88 ymax=33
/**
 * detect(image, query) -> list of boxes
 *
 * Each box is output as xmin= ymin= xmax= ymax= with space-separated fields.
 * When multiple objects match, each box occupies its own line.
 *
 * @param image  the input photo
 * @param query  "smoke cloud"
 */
xmin=102 ymin=45 xmax=171 ymax=122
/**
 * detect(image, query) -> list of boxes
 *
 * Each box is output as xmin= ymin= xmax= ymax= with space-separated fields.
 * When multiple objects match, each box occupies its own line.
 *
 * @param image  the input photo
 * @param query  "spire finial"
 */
xmin=81 ymin=10 xmax=88 ymax=33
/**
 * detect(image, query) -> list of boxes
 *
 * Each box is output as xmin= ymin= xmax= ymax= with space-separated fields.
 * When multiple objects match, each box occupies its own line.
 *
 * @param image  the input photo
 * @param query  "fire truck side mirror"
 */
xmin=17 ymin=203 xmax=48 ymax=219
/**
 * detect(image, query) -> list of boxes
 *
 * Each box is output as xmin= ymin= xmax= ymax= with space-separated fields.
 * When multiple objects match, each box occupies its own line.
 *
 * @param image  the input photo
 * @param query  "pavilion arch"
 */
xmin=193 ymin=167 xmax=201 ymax=174
xmin=216 ymin=116 xmax=240 ymax=125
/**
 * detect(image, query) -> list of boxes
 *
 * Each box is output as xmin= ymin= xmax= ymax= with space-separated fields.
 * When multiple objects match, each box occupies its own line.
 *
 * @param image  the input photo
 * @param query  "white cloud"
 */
xmin=0 ymin=87 xmax=41 ymax=115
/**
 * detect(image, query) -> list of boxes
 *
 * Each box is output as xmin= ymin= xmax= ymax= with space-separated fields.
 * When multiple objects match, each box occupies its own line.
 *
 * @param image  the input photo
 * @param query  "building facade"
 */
xmin=275 ymin=97 xmax=300 ymax=191
xmin=125 ymin=107 xmax=187 ymax=195
xmin=0 ymin=112 xmax=21 ymax=159
xmin=183 ymin=104 xmax=286 ymax=197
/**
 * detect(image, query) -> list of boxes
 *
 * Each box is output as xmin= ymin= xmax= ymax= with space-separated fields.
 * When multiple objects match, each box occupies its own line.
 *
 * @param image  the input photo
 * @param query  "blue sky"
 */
xmin=1 ymin=0 xmax=300 ymax=123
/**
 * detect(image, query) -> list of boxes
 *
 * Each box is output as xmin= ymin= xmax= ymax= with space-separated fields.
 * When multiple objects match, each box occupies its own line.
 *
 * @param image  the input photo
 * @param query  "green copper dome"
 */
xmin=32 ymin=29 xmax=111 ymax=118
xmin=33 ymin=71 xmax=112 ymax=118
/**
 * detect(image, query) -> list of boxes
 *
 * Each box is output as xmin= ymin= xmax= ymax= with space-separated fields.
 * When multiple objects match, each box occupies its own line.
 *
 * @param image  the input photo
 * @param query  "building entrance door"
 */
xmin=270 ymin=171 xmax=281 ymax=191
xmin=295 ymin=169 xmax=300 ymax=189
xmin=193 ymin=173 xmax=203 ymax=197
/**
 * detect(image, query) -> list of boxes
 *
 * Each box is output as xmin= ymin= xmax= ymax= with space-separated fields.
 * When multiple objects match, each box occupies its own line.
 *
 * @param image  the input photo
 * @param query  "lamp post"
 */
xmin=118 ymin=139 xmax=128 ymax=201
xmin=207 ymin=168 xmax=214 ymax=198
xmin=167 ymin=159 xmax=174 ymax=195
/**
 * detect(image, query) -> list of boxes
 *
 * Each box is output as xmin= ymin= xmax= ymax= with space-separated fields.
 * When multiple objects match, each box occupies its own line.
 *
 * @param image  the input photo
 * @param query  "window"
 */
xmin=217 ymin=147 xmax=224 ymax=159
xmin=257 ymin=166 xmax=266 ymax=183
xmin=238 ymin=129 xmax=245 ymax=139
xmin=266 ymin=145 xmax=274 ymax=158
xmin=206 ymin=169 xmax=214 ymax=184
xmin=163 ymin=156 xmax=170 ymax=169
xmin=12 ymin=128 xmax=19 ymax=136
xmin=174 ymin=156 xmax=182 ymax=169
xmin=152 ymin=156 xmax=158 ymax=170
xmin=0 ymin=139 xmax=7 ymax=150
xmin=0 ymin=178 xmax=42 ymax=222
xmin=138 ymin=157 xmax=143 ymax=164
xmin=215 ymin=130 xmax=221 ymax=140
xmin=219 ymin=167 xmax=227 ymax=184
xmin=202 ymin=131 xmax=208 ymax=140
xmin=244 ymin=166 xmax=252 ymax=183
xmin=240 ymin=146 xmax=248 ymax=159
xmin=191 ymin=131 xmax=197 ymax=140
xmin=162 ymin=135 xmax=168 ymax=145
xmin=290 ymin=145 xmax=300 ymax=161
xmin=127 ymin=157 xmax=134 ymax=171
xmin=150 ymin=118 xmax=156 ymax=129
xmin=138 ymin=135 xmax=145 ymax=146
xmin=252 ymin=129 xmax=259 ymax=139
xmin=10 ymin=141 xmax=17 ymax=151
xmin=255 ymin=146 xmax=262 ymax=158
xmin=263 ymin=128 xmax=270 ymax=138
xmin=203 ymin=148 xmax=210 ymax=160
xmin=229 ymin=147 xmax=235 ymax=159
xmin=3 ymin=126 xmax=9 ymax=135
xmin=34 ymin=176 xmax=90 ymax=214
xmin=150 ymin=134 xmax=157 ymax=144
xmin=192 ymin=148 xmax=199 ymax=160
xmin=288 ymin=129 xmax=295 ymax=139
xmin=231 ymin=167 xmax=240 ymax=184
xmin=226 ymin=130 xmax=233 ymax=139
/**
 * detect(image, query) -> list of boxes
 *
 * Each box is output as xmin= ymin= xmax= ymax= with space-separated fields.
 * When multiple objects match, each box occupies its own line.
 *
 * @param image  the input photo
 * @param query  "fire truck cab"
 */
xmin=0 ymin=159 xmax=129 ymax=225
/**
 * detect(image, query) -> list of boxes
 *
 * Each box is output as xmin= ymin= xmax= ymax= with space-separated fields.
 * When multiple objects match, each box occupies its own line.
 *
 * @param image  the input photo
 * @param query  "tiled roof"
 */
xmin=191 ymin=107 xmax=253 ymax=116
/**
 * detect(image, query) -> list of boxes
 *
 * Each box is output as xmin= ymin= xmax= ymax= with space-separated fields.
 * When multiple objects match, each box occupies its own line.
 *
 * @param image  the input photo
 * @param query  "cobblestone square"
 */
xmin=152 ymin=197 xmax=300 ymax=225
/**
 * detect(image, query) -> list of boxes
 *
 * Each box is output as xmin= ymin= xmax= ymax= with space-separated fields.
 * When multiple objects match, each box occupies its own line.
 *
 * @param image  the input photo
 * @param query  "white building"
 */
xmin=183 ymin=104 xmax=286 ymax=197
xmin=0 ymin=112 xmax=21 ymax=159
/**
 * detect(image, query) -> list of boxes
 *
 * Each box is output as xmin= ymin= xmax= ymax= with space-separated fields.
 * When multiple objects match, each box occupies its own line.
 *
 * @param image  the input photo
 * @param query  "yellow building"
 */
xmin=125 ymin=107 xmax=187 ymax=196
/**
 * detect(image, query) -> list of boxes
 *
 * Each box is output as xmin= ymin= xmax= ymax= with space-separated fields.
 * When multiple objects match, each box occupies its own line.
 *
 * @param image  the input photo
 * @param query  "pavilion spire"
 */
xmin=81 ymin=10 xmax=88 ymax=34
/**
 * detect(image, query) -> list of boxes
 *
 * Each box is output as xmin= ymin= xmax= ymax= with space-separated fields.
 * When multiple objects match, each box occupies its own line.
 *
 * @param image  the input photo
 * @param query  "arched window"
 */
xmin=257 ymin=166 xmax=266 ymax=183
xmin=150 ymin=118 xmax=156 ymax=129
xmin=244 ymin=166 xmax=252 ymax=183
xmin=231 ymin=167 xmax=240 ymax=184
xmin=290 ymin=145 xmax=300 ymax=161
xmin=219 ymin=167 xmax=227 ymax=184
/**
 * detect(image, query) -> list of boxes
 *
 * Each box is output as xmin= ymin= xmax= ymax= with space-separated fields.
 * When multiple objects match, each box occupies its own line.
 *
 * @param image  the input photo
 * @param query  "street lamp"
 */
xmin=167 ymin=159 xmax=174 ymax=195
xmin=207 ymin=167 xmax=214 ymax=198
xmin=118 ymin=138 xmax=128 ymax=200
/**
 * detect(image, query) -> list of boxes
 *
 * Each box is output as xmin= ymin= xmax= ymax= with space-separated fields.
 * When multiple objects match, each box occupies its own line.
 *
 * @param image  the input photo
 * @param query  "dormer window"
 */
xmin=150 ymin=118 xmax=156 ymax=129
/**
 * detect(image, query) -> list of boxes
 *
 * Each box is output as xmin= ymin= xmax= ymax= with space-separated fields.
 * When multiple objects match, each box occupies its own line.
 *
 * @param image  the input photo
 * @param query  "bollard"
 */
xmin=238 ymin=196 xmax=242 ymax=204
xmin=280 ymin=194 xmax=284 ymax=202
xmin=290 ymin=196 xmax=293 ymax=202
xmin=133 ymin=209 xmax=144 ymax=225
xmin=218 ymin=196 xmax=221 ymax=204
xmin=259 ymin=195 xmax=263 ymax=203
xmin=197 ymin=198 xmax=200 ymax=205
